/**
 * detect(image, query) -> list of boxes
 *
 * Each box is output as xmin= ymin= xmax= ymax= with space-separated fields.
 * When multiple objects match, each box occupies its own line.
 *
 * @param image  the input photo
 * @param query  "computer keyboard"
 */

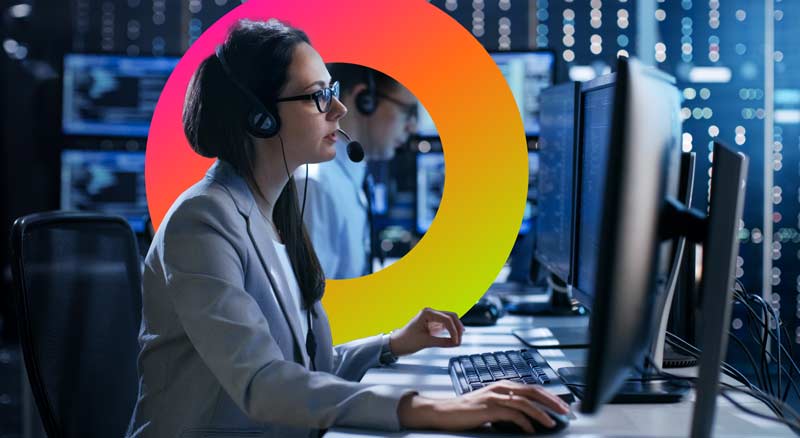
xmin=448 ymin=348 xmax=575 ymax=403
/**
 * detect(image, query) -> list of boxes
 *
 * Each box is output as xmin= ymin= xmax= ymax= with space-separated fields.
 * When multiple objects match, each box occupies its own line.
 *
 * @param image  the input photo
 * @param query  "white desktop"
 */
xmin=326 ymin=310 xmax=793 ymax=437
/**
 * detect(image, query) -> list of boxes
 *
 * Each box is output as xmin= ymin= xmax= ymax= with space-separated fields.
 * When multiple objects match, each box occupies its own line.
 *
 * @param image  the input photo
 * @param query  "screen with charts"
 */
xmin=416 ymin=151 xmax=539 ymax=235
xmin=535 ymin=82 xmax=577 ymax=283
xmin=60 ymin=150 xmax=148 ymax=233
xmin=574 ymin=82 xmax=616 ymax=300
xmin=416 ymin=51 xmax=554 ymax=138
xmin=62 ymin=54 xmax=179 ymax=137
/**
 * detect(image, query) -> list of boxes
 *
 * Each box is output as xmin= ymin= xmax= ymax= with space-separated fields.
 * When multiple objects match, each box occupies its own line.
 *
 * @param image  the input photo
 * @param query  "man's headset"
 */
xmin=354 ymin=68 xmax=378 ymax=116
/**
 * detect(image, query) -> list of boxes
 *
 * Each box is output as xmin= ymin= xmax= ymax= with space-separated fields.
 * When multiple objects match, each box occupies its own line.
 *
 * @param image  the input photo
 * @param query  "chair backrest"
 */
xmin=9 ymin=211 xmax=143 ymax=438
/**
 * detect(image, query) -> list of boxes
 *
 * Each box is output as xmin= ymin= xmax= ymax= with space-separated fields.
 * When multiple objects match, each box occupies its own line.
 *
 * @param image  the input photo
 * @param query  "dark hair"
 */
xmin=183 ymin=18 xmax=325 ymax=309
xmin=326 ymin=63 xmax=401 ymax=97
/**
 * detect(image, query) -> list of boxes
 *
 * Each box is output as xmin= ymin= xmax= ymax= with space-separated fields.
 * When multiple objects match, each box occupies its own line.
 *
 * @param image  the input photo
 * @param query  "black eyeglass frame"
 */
xmin=276 ymin=81 xmax=340 ymax=113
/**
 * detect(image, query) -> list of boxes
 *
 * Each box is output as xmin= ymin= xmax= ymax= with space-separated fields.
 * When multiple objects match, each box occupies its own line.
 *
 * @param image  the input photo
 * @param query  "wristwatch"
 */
xmin=379 ymin=332 xmax=399 ymax=365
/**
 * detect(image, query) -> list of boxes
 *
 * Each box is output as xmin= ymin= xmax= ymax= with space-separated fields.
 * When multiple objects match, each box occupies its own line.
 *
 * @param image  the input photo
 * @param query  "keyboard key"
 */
xmin=507 ymin=351 xmax=533 ymax=377
xmin=482 ymin=353 xmax=506 ymax=379
xmin=459 ymin=358 xmax=480 ymax=383
xmin=470 ymin=383 xmax=485 ymax=391
xmin=470 ymin=355 xmax=494 ymax=382
xmin=535 ymin=367 xmax=550 ymax=384
xmin=496 ymin=353 xmax=519 ymax=378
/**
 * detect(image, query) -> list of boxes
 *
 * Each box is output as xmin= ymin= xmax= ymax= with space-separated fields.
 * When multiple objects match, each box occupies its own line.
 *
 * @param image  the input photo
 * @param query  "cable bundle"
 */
xmin=658 ymin=280 xmax=800 ymax=435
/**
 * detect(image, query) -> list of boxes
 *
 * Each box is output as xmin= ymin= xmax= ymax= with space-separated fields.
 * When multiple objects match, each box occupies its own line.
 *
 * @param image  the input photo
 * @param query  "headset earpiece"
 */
xmin=215 ymin=45 xmax=281 ymax=138
xmin=355 ymin=68 xmax=378 ymax=116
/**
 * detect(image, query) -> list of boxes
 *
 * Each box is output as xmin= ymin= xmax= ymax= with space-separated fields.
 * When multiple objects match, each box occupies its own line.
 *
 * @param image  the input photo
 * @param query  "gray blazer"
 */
xmin=126 ymin=160 xmax=415 ymax=438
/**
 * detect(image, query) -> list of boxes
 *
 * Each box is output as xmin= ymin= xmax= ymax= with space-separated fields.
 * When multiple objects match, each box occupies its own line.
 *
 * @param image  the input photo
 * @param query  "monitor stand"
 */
xmin=504 ymin=275 xmax=588 ymax=317
xmin=556 ymin=366 xmax=689 ymax=404
xmin=553 ymin=234 xmax=692 ymax=403
xmin=662 ymin=343 xmax=697 ymax=368
xmin=505 ymin=277 xmax=589 ymax=348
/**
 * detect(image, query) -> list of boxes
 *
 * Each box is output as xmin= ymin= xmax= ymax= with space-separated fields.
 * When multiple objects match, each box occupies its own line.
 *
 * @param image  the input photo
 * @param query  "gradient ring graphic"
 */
xmin=146 ymin=0 xmax=528 ymax=343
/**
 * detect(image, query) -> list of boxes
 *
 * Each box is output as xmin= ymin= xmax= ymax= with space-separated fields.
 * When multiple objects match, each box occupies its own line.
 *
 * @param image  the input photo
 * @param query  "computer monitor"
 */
xmin=555 ymin=62 xmax=709 ymax=403
xmin=416 ymin=151 xmax=445 ymax=234
xmin=571 ymin=73 xmax=617 ymax=305
xmin=534 ymin=81 xmax=580 ymax=284
xmin=561 ymin=61 xmax=748 ymax=435
xmin=415 ymin=104 xmax=437 ymax=139
xmin=416 ymin=50 xmax=555 ymax=138
xmin=519 ymin=151 xmax=539 ymax=236
xmin=415 ymin=150 xmax=538 ymax=235
xmin=689 ymin=142 xmax=748 ymax=437
xmin=62 ymin=54 xmax=179 ymax=137
xmin=573 ymin=57 xmax=684 ymax=413
xmin=583 ymin=135 xmax=746 ymax=432
xmin=60 ymin=150 xmax=148 ymax=233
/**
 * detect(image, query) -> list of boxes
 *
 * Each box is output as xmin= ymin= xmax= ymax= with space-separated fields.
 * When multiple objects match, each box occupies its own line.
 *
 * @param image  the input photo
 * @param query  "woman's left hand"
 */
xmin=389 ymin=307 xmax=466 ymax=356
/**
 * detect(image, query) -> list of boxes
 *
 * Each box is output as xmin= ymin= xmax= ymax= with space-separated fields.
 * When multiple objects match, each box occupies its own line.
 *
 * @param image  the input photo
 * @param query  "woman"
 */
xmin=126 ymin=19 xmax=568 ymax=437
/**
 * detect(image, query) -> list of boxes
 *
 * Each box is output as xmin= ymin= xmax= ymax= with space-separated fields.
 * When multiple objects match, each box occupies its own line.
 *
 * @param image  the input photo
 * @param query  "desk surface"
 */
xmin=326 ymin=314 xmax=793 ymax=437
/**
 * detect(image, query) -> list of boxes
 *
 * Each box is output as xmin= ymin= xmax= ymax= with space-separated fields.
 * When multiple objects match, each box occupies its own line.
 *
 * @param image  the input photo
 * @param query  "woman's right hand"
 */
xmin=397 ymin=380 xmax=571 ymax=434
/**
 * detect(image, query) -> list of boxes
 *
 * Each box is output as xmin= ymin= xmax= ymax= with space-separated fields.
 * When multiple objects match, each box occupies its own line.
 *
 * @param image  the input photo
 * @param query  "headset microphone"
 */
xmin=336 ymin=128 xmax=365 ymax=163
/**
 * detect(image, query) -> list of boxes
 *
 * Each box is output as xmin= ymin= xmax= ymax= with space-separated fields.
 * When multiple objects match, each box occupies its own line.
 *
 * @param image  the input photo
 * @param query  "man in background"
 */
xmin=297 ymin=64 xmax=418 ymax=279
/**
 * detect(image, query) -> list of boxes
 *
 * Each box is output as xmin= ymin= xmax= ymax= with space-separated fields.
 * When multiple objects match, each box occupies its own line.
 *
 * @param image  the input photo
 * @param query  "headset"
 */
xmin=215 ymin=45 xmax=281 ymax=138
xmin=214 ymin=44 xmax=363 ymax=161
xmin=354 ymin=67 xmax=378 ymax=116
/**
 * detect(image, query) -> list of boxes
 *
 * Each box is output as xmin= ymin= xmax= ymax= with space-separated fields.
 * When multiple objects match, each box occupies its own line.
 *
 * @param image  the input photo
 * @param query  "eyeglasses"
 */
xmin=276 ymin=81 xmax=340 ymax=113
xmin=376 ymin=92 xmax=418 ymax=120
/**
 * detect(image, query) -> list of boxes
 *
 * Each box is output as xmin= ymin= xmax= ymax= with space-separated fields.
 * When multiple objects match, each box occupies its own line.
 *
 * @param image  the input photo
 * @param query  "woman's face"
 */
xmin=275 ymin=42 xmax=347 ymax=167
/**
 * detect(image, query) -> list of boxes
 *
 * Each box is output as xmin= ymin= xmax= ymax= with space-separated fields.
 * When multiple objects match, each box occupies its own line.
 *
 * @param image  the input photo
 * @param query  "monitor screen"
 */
xmin=520 ymin=151 xmax=539 ymax=235
xmin=416 ymin=152 xmax=445 ymax=234
xmin=416 ymin=151 xmax=538 ymax=235
xmin=62 ymin=54 xmax=179 ymax=137
xmin=416 ymin=51 xmax=555 ymax=138
xmin=60 ymin=150 xmax=148 ymax=232
xmin=534 ymin=82 xmax=578 ymax=283
xmin=574 ymin=79 xmax=616 ymax=301
xmin=416 ymin=103 xmax=438 ymax=139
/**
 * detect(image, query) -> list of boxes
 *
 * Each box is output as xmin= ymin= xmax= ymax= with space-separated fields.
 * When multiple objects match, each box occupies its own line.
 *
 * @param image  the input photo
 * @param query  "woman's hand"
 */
xmin=397 ymin=381 xmax=571 ymax=433
xmin=389 ymin=307 xmax=466 ymax=356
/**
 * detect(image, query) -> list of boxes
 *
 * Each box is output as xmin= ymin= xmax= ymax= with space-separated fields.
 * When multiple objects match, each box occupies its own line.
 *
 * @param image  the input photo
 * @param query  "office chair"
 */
xmin=9 ymin=211 xmax=142 ymax=438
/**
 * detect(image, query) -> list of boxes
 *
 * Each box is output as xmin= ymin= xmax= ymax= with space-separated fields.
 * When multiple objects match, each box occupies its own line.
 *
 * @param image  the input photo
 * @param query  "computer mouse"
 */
xmin=491 ymin=402 xmax=570 ymax=435
xmin=460 ymin=298 xmax=501 ymax=326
